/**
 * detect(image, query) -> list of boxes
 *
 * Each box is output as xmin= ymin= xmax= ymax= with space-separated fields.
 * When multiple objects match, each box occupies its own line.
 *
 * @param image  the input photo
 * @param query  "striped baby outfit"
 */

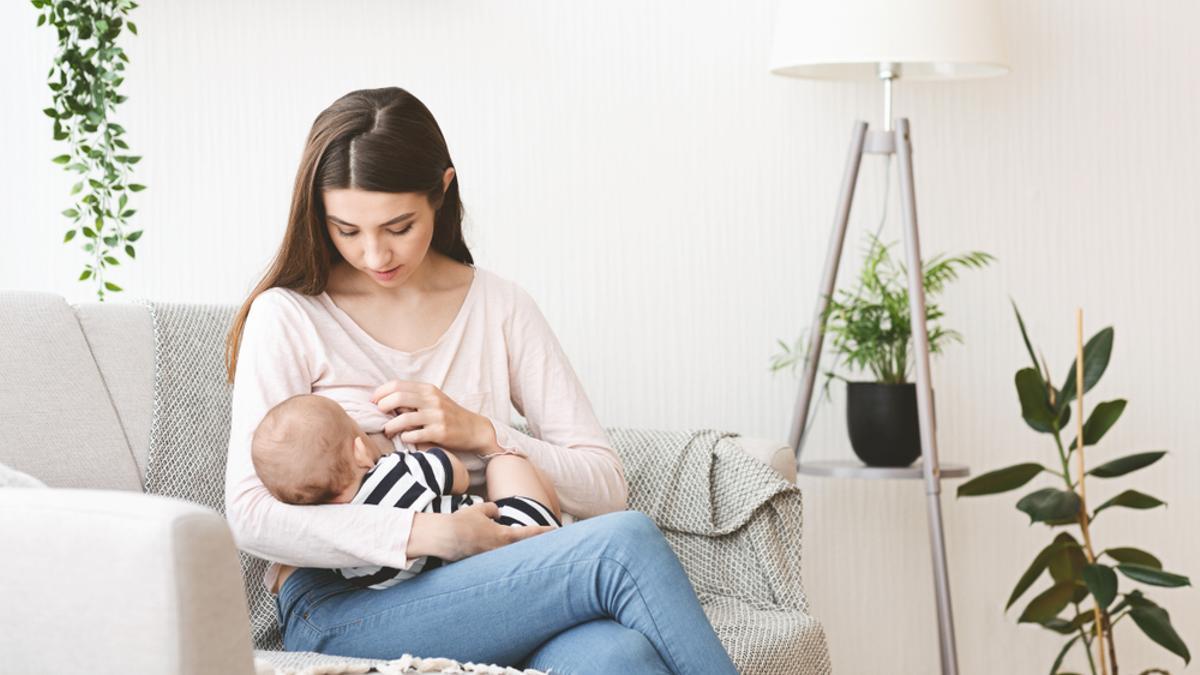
xmin=335 ymin=447 xmax=560 ymax=590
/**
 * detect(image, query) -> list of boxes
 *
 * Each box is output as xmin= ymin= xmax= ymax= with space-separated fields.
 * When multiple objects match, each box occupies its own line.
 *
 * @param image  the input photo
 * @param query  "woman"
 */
xmin=223 ymin=87 xmax=738 ymax=674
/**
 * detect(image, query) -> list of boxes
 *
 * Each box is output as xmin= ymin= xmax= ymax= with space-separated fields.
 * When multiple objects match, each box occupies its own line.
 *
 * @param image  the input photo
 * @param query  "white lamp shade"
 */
xmin=769 ymin=0 xmax=1009 ymax=81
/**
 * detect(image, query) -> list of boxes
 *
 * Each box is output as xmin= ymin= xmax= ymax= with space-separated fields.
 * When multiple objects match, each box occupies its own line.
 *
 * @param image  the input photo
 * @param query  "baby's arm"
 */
xmin=441 ymin=449 xmax=468 ymax=496
xmin=486 ymin=454 xmax=562 ymax=522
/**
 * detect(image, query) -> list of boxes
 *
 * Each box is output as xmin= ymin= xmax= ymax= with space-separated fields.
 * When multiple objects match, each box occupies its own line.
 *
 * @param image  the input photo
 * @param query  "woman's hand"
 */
xmin=372 ymin=380 xmax=492 ymax=453
xmin=408 ymin=502 xmax=553 ymax=562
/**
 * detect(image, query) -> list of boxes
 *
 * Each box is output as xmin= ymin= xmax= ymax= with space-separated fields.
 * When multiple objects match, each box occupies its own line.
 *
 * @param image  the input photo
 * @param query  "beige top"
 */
xmin=224 ymin=265 xmax=628 ymax=592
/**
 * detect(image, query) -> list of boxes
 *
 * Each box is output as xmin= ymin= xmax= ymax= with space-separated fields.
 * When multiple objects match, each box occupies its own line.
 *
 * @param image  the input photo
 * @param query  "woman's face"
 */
xmin=322 ymin=168 xmax=455 ymax=287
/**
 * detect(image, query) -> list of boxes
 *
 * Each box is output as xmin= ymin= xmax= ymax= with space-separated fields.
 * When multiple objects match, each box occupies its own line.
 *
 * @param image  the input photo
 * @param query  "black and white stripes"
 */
xmin=335 ymin=449 xmax=560 ymax=590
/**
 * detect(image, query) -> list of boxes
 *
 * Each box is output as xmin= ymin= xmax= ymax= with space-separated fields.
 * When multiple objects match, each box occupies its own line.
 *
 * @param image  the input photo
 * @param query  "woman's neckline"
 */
xmin=318 ymin=265 xmax=480 ymax=358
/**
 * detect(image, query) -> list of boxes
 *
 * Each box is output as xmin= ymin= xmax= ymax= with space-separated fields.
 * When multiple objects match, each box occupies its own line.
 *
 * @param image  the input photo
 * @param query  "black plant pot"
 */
xmin=846 ymin=382 xmax=926 ymax=467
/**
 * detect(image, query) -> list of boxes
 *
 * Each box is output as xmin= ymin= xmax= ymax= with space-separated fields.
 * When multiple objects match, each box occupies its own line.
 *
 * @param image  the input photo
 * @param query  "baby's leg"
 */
xmin=486 ymin=455 xmax=562 ymax=526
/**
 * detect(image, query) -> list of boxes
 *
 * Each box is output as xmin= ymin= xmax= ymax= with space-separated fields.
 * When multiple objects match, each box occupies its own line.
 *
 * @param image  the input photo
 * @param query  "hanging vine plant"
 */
xmin=32 ymin=0 xmax=144 ymax=300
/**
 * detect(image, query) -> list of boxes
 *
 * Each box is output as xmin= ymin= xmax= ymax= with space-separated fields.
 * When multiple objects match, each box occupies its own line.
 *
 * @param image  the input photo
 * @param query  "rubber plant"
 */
xmin=33 ymin=0 xmax=144 ymax=300
xmin=957 ymin=302 xmax=1190 ymax=675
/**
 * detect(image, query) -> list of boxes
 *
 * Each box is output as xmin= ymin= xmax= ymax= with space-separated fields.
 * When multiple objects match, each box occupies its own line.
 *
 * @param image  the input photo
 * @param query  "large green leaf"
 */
xmin=1048 ymin=532 xmax=1087 ymax=584
xmin=1129 ymin=604 xmax=1191 ymax=664
xmin=1008 ymin=536 xmax=1078 ymax=610
xmin=957 ymin=463 xmax=1045 ymax=497
xmin=1017 ymin=488 xmax=1081 ymax=525
xmin=1068 ymin=400 xmax=1126 ymax=450
xmin=1016 ymin=368 xmax=1057 ymax=433
xmin=1117 ymin=564 xmax=1191 ymax=588
xmin=1088 ymin=451 xmax=1166 ymax=479
xmin=1094 ymin=490 xmax=1165 ymax=517
xmin=1056 ymin=327 xmax=1114 ymax=412
xmin=1102 ymin=547 xmax=1162 ymax=569
xmin=1081 ymin=563 xmax=1117 ymax=609
xmin=1018 ymin=580 xmax=1079 ymax=624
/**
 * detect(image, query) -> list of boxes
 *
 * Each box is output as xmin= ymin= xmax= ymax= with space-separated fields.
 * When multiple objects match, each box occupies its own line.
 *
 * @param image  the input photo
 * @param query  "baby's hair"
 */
xmin=252 ymin=394 xmax=357 ymax=504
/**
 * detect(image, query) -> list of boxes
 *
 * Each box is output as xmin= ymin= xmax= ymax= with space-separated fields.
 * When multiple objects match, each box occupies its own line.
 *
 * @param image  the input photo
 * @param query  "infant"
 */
xmin=252 ymin=393 xmax=561 ymax=589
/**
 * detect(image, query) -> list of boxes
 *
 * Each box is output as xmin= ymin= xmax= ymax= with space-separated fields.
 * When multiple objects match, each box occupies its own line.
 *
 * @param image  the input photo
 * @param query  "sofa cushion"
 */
xmin=75 ymin=301 xmax=156 ymax=481
xmin=0 ymin=291 xmax=141 ymax=490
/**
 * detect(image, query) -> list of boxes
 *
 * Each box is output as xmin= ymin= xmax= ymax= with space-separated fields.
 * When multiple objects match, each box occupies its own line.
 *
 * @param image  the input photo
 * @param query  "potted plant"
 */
xmin=771 ymin=234 xmax=993 ymax=466
xmin=956 ymin=304 xmax=1190 ymax=674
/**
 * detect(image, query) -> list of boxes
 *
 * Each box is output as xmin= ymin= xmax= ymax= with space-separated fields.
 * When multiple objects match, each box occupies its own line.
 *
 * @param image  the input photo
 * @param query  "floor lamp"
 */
xmin=768 ymin=2 xmax=1008 ymax=674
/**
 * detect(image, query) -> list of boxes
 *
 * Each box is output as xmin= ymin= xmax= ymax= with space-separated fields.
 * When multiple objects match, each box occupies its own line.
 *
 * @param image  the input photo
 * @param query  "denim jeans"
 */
xmin=275 ymin=511 xmax=738 ymax=675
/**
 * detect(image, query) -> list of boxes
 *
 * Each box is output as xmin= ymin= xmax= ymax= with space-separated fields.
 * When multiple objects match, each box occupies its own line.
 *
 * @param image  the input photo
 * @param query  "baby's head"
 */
xmin=252 ymin=394 xmax=377 ymax=505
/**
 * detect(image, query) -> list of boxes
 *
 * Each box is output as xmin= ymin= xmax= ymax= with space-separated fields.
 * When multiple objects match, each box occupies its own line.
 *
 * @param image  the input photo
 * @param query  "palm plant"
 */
xmin=770 ymin=234 xmax=993 ymax=386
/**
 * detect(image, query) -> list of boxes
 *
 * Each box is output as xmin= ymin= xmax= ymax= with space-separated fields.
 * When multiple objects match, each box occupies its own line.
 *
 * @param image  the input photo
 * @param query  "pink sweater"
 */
xmin=224 ymin=265 xmax=628 ymax=592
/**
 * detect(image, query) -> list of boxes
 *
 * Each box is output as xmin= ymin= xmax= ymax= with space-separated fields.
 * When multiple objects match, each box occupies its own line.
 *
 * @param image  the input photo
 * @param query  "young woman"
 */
xmin=223 ymin=87 xmax=738 ymax=674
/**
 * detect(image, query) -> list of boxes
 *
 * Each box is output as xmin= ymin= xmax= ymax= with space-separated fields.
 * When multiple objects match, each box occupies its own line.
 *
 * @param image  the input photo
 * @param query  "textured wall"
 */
xmin=2 ymin=1 xmax=1197 ymax=672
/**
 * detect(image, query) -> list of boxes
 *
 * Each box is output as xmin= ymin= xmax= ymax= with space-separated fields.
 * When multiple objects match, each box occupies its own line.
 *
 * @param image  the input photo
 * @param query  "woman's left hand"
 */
xmin=372 ymin=380 xmax=490 ymax=453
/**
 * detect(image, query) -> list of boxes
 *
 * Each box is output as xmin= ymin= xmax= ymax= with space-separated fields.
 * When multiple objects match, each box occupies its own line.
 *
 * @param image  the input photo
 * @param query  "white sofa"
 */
xmin=0 ymin=290 xmax=826 ymax=674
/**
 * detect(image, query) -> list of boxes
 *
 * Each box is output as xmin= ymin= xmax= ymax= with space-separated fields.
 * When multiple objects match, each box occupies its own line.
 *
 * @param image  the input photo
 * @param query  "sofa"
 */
xmin=0 ymin=290 xmax=831 ymax=674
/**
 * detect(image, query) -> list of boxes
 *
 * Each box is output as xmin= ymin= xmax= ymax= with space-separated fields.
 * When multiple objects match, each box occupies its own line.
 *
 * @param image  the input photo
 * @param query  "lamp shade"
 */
xmin=769 ymin=0 xmax=1008 ymax=81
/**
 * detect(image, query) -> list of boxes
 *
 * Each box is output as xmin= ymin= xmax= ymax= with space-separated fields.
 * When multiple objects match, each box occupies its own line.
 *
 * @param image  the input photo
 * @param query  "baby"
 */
xmin=252 ymin=393 xmax=561 ymax=589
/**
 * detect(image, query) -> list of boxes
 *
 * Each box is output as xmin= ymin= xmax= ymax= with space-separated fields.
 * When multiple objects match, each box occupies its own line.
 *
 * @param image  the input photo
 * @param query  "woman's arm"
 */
xmin=477 ymin=284 xmax=628 ymax=519
xmin=224 ymin=290 xmax=417 ymax=570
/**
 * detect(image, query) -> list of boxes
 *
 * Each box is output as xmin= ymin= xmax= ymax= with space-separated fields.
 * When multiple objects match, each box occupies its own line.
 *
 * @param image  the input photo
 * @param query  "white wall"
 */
xmin=2 ymin=1 xmax=1197 ymax=672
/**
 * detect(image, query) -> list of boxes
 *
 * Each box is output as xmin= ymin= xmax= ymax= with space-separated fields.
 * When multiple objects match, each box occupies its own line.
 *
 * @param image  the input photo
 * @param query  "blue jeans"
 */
xmin=275 ymin=511 xmax=738 ymax=675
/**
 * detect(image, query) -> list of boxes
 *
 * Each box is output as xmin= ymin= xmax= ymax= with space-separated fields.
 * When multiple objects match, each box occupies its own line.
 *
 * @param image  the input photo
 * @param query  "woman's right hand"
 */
xmin=408 ymin=502 xmax=554 ymax=562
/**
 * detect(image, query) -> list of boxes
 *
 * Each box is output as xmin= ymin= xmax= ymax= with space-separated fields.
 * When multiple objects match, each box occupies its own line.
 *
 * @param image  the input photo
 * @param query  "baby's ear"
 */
xmin=352 ymin=435 xmax=376 ymax=468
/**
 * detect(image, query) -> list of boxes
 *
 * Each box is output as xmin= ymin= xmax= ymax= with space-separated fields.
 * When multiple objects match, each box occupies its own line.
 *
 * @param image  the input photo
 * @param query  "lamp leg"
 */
xmin=790 ymin=121 xmax=869 ymax=460
xmin=894 ymin=118 xmax=960 ymax=675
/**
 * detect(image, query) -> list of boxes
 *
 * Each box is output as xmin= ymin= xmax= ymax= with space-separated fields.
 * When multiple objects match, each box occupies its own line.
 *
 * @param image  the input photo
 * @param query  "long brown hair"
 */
xmin=225 ymin=87 xmax=473 ymax=382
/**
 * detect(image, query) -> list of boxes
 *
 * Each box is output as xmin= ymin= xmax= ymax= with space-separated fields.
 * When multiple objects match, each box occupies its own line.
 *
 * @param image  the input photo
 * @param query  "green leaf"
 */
xmin=128 ymin=183 xmax=146 ymax=192
xmin=79 ymin=269 xmax=92 ymax=281
xmin=1018 ymin=580 xmax=1078 ymax=624
xmin=128 ymin=20 xmax=137 ymax=34
xmin=1089 ymin=451 xmax=1166 ymax=479
xmin=1103 ymin=547 xmax=1161 ymax=569
xmin=1048 ymin=533 xmax=1087 ymax=583
xmin=1010 ymin=300 xmax=1043 ymax=377
xmin=71 ymin=181 xmax=84 ymax=195
xmin=104 ymin=281 xmax=123 ymax=292
xmin=1129 ymin=605 xmax=1191 ymax=664
xmin=82 ymin=226 xmax=97 ymax=238
xmin=52 ymin=154 xmax=71 ymax=164
xmin=43 ymin=107 xmax=58 ymax=118
xmin=125 ymin=245 xmax=136 ymax=259
xmin=1081 ymin=563 xmax=1117 ymax=609
xmin=1057 ymin=327 xmax=1114 ymax=412
xmin=1017 ymin=488 xmax=1081 ymax=525
xmin=1007 ymin=538 xmax=1076 ymax=610
xmin=1117 ymin=564 xmax=1191 ymax=588
xmin=1016 ymin=368 xmax=1057 ymax=433
xmin=62 ymin=208 xmax=79 ymax=219
xmin=1069 ymin=399 xmax=1126 ymax=450
xmin=1094 ymin=489 xmax=1165 ymax=517
xmin=958 ymin=463 xmax=1045 ymax=497
xmin=63 ymin=230 xmax=76 ymax=243
xmin=127 ymin=230 xmax=143 ymax=242
xmin=120 ymin=209 xmax=135 ymax=218
xmin=1049 ymin=634 xmax=1082 ymax=674
xmin=103 ymin=256 xmax=119 ymax=266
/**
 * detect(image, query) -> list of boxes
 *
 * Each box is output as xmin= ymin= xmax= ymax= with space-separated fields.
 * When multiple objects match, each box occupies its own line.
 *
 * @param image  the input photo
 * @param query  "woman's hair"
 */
xmin=225 ymin=87 xmax=472 ymax=382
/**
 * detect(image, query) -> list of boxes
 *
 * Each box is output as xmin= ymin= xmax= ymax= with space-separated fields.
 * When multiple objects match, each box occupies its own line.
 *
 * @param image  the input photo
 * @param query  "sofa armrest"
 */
xmin=728 ymin=436 xmax=797 ymax=483
xmin=0 ymin=488 xmax=256 ymax=675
